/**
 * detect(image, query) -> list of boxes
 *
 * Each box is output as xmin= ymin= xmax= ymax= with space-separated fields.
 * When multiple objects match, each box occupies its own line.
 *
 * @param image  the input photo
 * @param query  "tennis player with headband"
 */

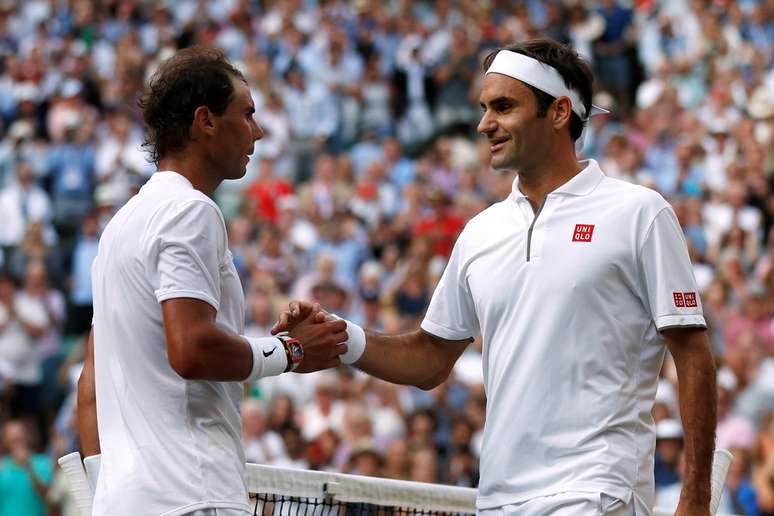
xmin=276 ymin=39 xmax=716 ymax=516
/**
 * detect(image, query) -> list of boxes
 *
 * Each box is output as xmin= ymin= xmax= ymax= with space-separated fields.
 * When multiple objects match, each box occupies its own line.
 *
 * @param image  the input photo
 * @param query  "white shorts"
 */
xmin=479 ymin=492 xmax=635 ymax=516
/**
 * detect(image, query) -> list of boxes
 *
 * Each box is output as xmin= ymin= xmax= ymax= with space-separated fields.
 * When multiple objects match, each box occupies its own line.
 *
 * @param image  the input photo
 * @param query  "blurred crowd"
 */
xmin=0 ymin=0 xmax=772 ymax=515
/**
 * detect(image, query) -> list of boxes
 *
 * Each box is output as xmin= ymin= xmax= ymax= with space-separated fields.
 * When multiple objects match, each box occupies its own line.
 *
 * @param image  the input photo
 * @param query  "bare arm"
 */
xmin=355 ymin=329 xmax=470 ymax=390
xmin=664 ymin=327 xmax=716 ymax=515
xmin=162 ymin=298 xmax=255 ymax=381
xmin=273 ymin=301 xmax=470 ymax=390
xmin=77 ymin=329 xmax=100 ymax=456
xmin=162 ymin=298 xmax=347 ymax=381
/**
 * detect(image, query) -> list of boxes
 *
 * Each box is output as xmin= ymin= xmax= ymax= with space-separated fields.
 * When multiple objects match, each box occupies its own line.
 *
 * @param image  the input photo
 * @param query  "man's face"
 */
xmin=477 ymin=74 xmax=551 ymax=172
xmin=210 ymin=77 xmax=263 ymax=180
xmin=2 ymin=422 xmax=29 ymax=451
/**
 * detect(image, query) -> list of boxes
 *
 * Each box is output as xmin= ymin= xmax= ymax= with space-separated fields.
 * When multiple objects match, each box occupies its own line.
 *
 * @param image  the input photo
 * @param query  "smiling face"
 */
xmin=477 ymin=73 xmax=554 ymax=173
xmin=208 ymin=77 xmax=263 ymax=181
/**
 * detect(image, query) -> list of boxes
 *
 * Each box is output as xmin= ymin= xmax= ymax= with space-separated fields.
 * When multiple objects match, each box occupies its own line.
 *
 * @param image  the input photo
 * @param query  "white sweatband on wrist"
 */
xmin=245 ymin=336 xmax=288 ymax=382
xmin=332 ymin=315 xmax=366 ymax=365
xmin=83 ymin=454 xmax=101 ymax=494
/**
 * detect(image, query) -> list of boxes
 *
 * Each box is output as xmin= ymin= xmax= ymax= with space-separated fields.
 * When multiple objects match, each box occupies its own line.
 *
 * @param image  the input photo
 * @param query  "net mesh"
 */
xmin=250 ymin=493 xmax=469 ymax=516
xmin=246 ymin=464 xmax=476 ymax=516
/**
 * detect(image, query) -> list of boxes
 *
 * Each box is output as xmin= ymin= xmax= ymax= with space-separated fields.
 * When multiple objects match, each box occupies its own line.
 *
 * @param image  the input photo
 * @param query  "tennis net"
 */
xmin=245 ymin=450 xmax=737 ymax=516
xmin=58 ymin=449 xmax=734 ymax=516
xmin=246 ymin=463 xmax=476 ymax=515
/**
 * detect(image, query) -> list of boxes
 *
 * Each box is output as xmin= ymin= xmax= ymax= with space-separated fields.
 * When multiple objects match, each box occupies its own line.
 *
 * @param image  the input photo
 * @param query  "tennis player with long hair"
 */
xmin=276 ymin=39 xmax=717 ymax=516
xmin=76 ymin=47 xmax=348 ymax=516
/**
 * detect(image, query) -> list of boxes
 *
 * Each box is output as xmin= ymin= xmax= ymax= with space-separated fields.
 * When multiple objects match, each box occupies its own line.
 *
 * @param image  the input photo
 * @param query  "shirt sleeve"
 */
xmin=637 ymin=207 xmax=706 ymax=331
xmin=149 ymin=200 xmax=226 ymax=310
xmin=420 ymin=235 xmax=480 ymax=340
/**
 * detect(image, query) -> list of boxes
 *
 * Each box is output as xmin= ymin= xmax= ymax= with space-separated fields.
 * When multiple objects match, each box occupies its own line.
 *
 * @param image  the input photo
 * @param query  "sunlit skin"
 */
xmin=203 ymin=78 xmax=263 ymax=181
xmin=477 ymin=72 xmax=582 ymax=211
xmin=157 ymin=76 xmax=263 ymax=197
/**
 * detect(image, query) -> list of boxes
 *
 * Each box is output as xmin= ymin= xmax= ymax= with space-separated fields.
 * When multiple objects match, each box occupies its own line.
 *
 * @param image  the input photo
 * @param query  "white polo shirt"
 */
xmin=91 ymin=172 xmax=282 ymax=516
xmin=421 ymin=160 xmax=705 ymax=513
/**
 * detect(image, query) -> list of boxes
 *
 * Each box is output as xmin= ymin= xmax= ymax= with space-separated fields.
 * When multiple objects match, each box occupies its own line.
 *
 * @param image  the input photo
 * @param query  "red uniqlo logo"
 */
xmin=674 ymin=291 xmax=698 ymax=308
xmin=572 ymin=224 xmax=595 ymax=242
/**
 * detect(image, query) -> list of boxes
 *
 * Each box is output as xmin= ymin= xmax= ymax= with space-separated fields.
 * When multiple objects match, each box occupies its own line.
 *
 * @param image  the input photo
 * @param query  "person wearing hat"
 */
xmin=655 ymin=419 xmax=684 ymax=488
xmin=277 ymin=38 xmax=716 ymax=515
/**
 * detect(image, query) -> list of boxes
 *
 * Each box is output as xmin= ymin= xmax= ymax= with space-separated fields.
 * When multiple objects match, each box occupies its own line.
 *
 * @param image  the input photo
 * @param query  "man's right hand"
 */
xmin=284 ymin=306 xmax=348 ymax=373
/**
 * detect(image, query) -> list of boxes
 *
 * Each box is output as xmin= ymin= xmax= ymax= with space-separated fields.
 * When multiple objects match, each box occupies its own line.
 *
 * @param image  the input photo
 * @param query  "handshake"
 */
xmin=269 ymin=301 xmax=365 ymax=374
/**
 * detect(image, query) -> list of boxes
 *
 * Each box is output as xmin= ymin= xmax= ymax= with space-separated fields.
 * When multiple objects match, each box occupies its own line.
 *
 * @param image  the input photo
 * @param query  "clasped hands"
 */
xmin=270 ymin=301 xmax=347 ymax=373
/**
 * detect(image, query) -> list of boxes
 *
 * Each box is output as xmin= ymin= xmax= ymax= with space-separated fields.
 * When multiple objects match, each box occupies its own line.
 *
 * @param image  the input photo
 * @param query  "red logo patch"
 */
xmin=683 ymin=292 xmax=698 ymax=307
xmin=673 ymin=292 xmax=685 ymax=307
xmin=572 ymin=224 xmax=595 ymax=242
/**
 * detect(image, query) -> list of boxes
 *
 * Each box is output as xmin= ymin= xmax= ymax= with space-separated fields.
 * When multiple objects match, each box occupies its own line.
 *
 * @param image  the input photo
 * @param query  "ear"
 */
xmin=551 ymin=96 xmax=574 ymax=133
xmin=192 ymin=105 xmax=216 ymax=137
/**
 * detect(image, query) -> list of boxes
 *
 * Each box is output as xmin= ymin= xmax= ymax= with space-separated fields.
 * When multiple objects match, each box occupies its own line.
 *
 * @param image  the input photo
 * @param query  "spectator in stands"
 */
xmin=242 ymin=399 xmax=288 ymax=466
xmin=46 ymin=111 xmax=95 ymax=233
xmin=0 ymin=2 xmax=772 ymax=512
xmin=298 ymin=372 xmax=346 ymax=442
xmin=654 ymin=419 xmax=684 ymax=488
xmin=0 ymin=419 xmax=52 ymax=516
xmin=0 ymin=273 xmax=46 ymax=421
xmin=0 ymin=161 xmax=56 ymax=260
xmin=64 ymin=212 xmax=99 ymax=337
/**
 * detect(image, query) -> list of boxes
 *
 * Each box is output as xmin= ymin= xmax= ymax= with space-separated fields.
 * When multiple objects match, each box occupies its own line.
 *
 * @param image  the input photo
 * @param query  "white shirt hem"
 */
xmin=655 ymin=314 xmax=706 ymax=331
xmin=160 ymin=500 xmax=251 ymax=516
xmin=476 ymin=482 xmax=633 ymax=511
xmin=155 ymin=289 xmax=220 ymax=311
xmin=420 ymin=318 xmax=474 ymax=341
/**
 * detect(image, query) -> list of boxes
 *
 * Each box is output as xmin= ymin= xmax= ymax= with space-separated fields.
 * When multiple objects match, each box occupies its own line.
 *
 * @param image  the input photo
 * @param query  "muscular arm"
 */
xmin=77 ymin=329 xmax=100 ymax=456
xmin=351 ymin=329 xmax=470 ymax=390
xmin=162 ymin=298 xmax=256 ymax=381
xmin=273 ymin=302 xmax=470 ymax=389
xmin=663 ymin=327 xmax=716 ymax=513
xmin=163 ymin=298 xmax=346 ymax=381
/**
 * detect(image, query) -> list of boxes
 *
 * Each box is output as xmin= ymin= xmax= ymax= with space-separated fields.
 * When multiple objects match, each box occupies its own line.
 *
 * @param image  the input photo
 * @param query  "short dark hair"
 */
xmin=139 ymin=46 xmax=246 ymax=164
xmin=483 ymin=39 xmax=594 ymax=141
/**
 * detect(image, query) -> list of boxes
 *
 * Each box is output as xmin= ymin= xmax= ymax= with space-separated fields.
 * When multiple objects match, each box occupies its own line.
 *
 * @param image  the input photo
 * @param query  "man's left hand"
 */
xmin=271 ymin=300 xmax=328 ymax=334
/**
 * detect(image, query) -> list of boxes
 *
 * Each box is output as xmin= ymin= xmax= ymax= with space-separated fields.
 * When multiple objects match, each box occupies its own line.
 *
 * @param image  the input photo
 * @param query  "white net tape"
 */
xmin=246 ymin=463 xmax=476 ymax=514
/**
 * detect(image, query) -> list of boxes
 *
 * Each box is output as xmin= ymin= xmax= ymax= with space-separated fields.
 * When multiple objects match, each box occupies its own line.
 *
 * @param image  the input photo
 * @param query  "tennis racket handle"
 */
xmin=58 ymin=452 xmax=93 ymax=516
xmin=710 ymin=449 xmax=732 ymax=515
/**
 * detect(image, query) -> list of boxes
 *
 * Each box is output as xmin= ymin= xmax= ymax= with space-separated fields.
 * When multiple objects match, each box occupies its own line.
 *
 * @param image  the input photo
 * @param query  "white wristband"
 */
xmin=332 ymin=316 xmax=366 ymax=365
xmin=245 ymin=336 xmax=288 ymax=382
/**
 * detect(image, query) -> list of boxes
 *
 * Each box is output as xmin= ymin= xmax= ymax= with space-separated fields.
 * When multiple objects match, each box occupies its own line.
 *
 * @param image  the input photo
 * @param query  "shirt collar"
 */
xmin=511 ymin=159 xmax=605 ymax=201
xmin=147 ymin=171 xmax=194 ymax=189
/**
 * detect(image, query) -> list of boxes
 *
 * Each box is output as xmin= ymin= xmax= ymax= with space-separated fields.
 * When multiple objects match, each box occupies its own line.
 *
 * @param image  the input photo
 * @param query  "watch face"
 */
xmin=289 ymin=342 xmax=303 ymax=362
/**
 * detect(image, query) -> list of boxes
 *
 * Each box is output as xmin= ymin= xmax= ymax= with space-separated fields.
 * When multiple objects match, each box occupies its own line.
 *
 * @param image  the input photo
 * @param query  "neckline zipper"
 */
xmin=526 ymin=197 xmax=547 ymax=262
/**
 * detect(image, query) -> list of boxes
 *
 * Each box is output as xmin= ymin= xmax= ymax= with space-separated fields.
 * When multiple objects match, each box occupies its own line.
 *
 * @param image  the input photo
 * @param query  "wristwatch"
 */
xmin=276 ymin=333 xmax=303 ymax=372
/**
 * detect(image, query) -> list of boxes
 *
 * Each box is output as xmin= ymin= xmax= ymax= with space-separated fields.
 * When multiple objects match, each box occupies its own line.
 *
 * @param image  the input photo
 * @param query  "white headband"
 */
xmin=485 ymin=50 xmax=609 ymax=121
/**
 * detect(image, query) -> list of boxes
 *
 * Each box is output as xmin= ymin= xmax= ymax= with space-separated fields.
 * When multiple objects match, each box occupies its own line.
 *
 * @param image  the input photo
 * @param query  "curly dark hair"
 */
xmin=138 ymin=46 xmax=246 ymax=164
xmin=483 ymin=39 xmax=594 ymax=142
